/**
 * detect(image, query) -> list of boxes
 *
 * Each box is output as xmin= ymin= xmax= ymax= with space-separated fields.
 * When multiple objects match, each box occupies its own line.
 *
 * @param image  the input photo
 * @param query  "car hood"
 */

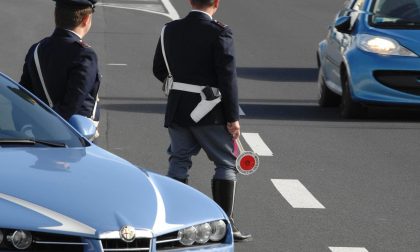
xmin=0 ymin=146 xmax=225 ymax=237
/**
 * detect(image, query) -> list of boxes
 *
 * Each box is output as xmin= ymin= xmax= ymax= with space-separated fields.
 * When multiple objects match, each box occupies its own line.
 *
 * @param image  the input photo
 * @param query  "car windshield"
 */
xmin=370 ymin=0 xmax=420 ymax=28
xmin=0 ymin=74 xmax=85 ymax=147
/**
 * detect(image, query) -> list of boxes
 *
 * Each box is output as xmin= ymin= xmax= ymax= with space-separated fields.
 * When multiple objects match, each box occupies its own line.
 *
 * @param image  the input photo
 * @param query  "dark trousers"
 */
xmin=167 ymin=124 xmax=237 ymax=181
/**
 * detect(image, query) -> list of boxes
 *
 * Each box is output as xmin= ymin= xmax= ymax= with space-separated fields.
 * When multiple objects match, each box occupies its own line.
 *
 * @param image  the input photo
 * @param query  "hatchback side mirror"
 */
xmin=68 ymin=115 xmax=96 ymax=140
xmin=335 ymin=16 xmax=352 ymax=33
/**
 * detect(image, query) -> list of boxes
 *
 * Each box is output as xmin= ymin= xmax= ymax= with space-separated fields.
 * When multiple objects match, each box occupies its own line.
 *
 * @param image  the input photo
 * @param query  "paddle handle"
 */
xmin=235 ymin=138 xmax=245 ymax=153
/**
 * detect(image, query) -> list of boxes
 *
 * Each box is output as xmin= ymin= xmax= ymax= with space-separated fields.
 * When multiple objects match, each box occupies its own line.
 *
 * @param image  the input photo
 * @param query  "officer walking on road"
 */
xmin=20 ymin=0 xmax=100 ymax=138
xmin=153 ymin=0 xmax=251 ymax=241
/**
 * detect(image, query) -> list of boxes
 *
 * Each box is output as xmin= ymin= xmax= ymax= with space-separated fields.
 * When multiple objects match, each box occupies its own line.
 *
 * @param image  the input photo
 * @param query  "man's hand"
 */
xmin=227 ymin=121 xmax=240 ymax=140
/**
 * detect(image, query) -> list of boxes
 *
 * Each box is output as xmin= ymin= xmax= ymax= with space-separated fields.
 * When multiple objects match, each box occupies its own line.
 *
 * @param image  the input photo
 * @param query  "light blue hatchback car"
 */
xmin=0 ymin=72 xmax=233 ymax=252
xmin=317 ymin=0 xmax=420 ymax=118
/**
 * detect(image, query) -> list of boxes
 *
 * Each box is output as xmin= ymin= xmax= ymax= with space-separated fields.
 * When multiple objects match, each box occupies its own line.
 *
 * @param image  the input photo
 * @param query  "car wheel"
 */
xmin=318 ymin=70 xmax=340 ymax=107
xmin=340 ymin=74 xmax=364 ymax=118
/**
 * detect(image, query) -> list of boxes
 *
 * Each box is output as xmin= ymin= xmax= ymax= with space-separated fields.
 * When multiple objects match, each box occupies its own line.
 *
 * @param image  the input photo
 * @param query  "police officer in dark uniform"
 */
xmin=20 ymin=0 xmax=100 ymax=130
xmin=153 ymin=0 xmax=251 ymax=241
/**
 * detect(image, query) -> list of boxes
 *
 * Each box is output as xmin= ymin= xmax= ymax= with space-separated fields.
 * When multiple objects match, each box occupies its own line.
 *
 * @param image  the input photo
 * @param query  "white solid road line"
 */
xmin=271 ymin=179 xmax=325 ymax=209
xmin=97 ymin=0 xmax=179 ymax=21
xmin=161 ymin=0 xmax=180 ymax=20
xmin=242 ymin=133 xmax=273 ymax=156
xmin=329 ymin=247 xmax=368 ymax=252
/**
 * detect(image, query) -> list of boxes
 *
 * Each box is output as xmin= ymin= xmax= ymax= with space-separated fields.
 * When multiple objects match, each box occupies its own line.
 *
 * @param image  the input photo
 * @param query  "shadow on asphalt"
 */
xmin=101 ymin=102 xmax=420 ymax=124
xmin=236 ymin=67 xmax=318 ymax=82
xmin=241 ymin=104 xmax=420 ymax=124
xmin=101 ymin=103 xmax=166 ymax=114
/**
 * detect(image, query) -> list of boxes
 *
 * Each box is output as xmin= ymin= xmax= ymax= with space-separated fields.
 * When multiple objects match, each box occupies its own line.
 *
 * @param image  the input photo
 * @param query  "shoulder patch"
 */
xmin=212 ymin=20 xmax=228 ymax=29
xmin=76 ymin=40 xmax=91 ymax=48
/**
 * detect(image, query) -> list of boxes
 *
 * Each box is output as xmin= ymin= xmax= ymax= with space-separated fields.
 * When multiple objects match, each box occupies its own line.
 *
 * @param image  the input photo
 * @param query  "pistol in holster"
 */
xmin=190 ymin=86 xmax=222 ymax=123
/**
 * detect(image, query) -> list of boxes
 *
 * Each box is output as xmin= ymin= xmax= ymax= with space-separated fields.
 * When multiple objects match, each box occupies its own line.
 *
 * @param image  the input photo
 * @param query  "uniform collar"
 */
xmin=189 ymin=10 xmax=213 ymax=20
xmin=52 ymin=28 xmax=82 ymax=41
xmin=65 ymin=29 xmax=82 ymax=40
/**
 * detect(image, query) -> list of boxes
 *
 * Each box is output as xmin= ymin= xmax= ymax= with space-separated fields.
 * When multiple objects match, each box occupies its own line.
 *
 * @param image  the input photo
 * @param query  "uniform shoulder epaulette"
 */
xmin=76 ymin=40 xmax=91 ymax=48
xmin=212 ymin=20 xmax=228 ymax=29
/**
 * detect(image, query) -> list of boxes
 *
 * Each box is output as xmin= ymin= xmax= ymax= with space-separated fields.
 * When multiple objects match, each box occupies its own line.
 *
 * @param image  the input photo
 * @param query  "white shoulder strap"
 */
xmin=34 ymin=43 xmax=53 ymax=107
xmin=160 ymin=26 xmax=172 ymax=77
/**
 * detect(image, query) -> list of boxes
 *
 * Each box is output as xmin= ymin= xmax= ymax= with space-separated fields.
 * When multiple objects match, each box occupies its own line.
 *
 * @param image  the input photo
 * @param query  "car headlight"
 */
xmin=178 ymin=226 xmax=197 ymax=246
xmin=8 ymin=230 xmax=32 ymax=250
xmin=195 ymin=223 xmax=212 ymax=244
xmin=209 ymin=220 xmax=227 ymax=241
xmin=177 ymin=220 xmax=227 ymax=246
xmin=357 ymin=34 xmax=417 ymax=57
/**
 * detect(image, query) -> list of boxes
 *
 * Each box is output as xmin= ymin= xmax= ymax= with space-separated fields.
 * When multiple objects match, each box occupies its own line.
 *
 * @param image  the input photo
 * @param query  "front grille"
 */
xmin=0 ymin=229 xmax=85 ymax=252
xmin=156 ymin=231 xmax=180 ymax=250
xmin=101 ymin=238 xmax=151 ymax=251
xmin=374 ymin=70 xmax=420 ymax=96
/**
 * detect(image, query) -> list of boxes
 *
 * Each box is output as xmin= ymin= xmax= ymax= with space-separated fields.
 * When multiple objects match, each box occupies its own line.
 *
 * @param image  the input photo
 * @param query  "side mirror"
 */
xmin=68 ymin=115 xmax=96 ymax=140
xmin=334 ymin=16 xmax=352 ymax=33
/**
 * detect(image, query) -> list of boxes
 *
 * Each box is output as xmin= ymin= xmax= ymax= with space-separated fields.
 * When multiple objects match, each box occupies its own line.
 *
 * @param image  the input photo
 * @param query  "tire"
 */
xmin=318 ymin=70 xmax=340 ymax=107
xmin=340 ymin=74 xmax=364 ymax=118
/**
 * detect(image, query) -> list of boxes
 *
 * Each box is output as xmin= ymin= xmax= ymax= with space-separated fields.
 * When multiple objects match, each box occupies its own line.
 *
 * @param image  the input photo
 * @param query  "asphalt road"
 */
xmin=2 ymin=0 xmax=420 ymax=251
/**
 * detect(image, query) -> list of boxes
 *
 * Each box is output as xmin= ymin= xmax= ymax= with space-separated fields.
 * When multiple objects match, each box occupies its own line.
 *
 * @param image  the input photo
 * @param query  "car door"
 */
xmin=324 ymin=0 xmax=366 ymax=92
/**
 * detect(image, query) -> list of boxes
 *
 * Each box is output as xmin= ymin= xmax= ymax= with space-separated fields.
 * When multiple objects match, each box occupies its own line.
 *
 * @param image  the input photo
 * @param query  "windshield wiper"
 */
xmin=0 ymin=139 xmax=67 ymax=147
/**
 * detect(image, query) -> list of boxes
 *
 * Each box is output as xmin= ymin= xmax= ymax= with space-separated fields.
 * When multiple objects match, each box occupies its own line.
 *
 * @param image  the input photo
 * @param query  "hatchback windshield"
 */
xmin=370 ymin=0 xmax=420 ymax=28
xmin=0 ymin=74 xmax=84 ymax=147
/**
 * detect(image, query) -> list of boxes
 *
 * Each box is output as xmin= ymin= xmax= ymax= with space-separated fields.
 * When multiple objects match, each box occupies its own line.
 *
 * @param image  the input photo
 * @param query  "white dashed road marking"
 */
xmin=242 ymin=133 xmax=273 ymax=156
xmin=329 ymin=247 xmax=369 ymax=252
xmin=271 ymin=179 xmax=325 ymax=209
xmin=107 ymin=63 xmax=128 ymax=66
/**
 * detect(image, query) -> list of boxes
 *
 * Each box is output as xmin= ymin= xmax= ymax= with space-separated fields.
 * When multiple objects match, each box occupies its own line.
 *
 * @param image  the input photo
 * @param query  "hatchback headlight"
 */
xmin=357 ymin=34 xmax=417 ymax=57
xmin=177 ymin=220 xmax=227 ymax=246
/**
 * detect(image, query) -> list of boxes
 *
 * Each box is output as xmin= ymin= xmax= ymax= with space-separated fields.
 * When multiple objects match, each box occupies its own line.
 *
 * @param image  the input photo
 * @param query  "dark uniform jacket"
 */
xmin=153 ymin=11 xmax=239 ymax=128
xmin=20 ymin=28 xmax=100 ymax=121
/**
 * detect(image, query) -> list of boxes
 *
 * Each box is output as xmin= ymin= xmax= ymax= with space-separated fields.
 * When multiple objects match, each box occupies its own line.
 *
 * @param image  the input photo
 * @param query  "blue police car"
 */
xmin=317 ymin=0 xmax=420 ymax=118
xmin=0 ymin=71 xmax=233 ymax=251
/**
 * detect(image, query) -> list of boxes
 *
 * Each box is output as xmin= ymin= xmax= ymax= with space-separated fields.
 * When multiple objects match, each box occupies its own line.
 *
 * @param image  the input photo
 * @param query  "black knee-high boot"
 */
xmin=211 ymin=179 xmax=252 ymax=241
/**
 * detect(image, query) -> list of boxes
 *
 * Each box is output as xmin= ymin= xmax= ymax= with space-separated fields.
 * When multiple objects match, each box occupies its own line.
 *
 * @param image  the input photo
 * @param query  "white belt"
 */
xmin=171 ymin=82 xmax=220 ymax=95
xmin=168 ymin=82 xmax=222 ymax=123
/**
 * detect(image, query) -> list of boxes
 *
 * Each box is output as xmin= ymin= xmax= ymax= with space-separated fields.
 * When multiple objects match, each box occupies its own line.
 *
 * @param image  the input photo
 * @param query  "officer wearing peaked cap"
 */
xmin=20 ymin=0 xmax=100 ymax=138
xmin=153 ymin=0 xmax=252 ymax=241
